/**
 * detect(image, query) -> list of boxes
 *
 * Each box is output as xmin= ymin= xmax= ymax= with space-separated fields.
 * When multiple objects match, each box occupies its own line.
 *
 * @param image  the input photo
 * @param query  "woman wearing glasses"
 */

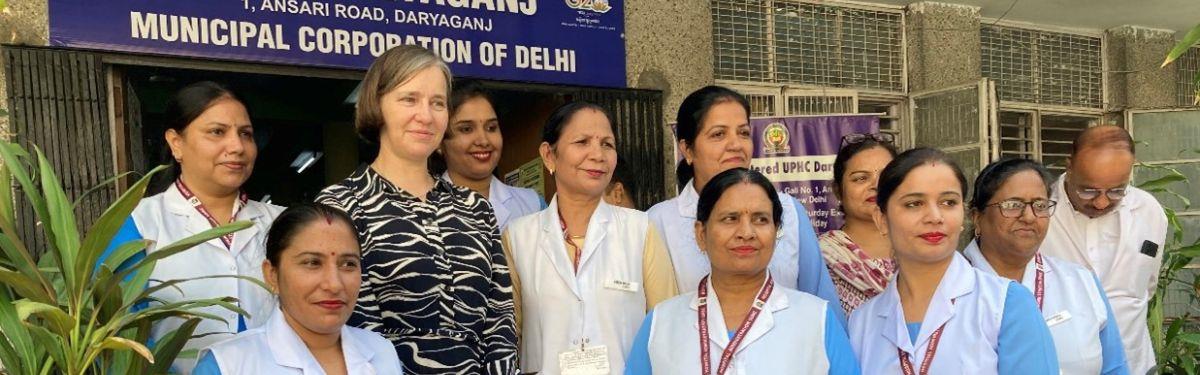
xmin=848 ymin=148 xmax=1059 ymax=374
xmin=820 ymin=133 xmax=898 ymax=315
xmin=963 ymin=158 xmax=1128 ymax=375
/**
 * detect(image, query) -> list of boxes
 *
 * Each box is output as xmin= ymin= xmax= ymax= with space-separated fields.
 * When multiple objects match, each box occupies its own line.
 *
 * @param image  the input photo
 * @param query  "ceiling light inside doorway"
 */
xmin=290 ymin=151 xmax=323 ymax=174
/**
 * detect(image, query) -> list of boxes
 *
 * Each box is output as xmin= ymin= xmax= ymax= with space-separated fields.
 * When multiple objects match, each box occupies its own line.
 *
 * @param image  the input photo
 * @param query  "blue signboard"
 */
xmin=49 ymin=0 xmax=626 ymax=88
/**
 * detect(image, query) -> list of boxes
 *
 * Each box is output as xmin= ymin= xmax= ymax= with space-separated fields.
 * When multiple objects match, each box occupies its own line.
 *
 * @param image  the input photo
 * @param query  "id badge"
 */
xmin=1045 ymin=310 xmax=1072 ymax=327
xmin=559 ymin=345 xmax=610 ymax=375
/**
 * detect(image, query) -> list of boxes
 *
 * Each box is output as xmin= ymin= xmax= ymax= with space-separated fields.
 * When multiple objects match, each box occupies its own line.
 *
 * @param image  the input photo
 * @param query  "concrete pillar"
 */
xmin=0 ymin=0 xmax=51 ymax=138
xmin=905 ymin=2 xmax=981 ymax=93
xmin=1105 ymin=26 xmax=1179 ymax=110
xmin=624 ymin=0 xmax=714 ymax=196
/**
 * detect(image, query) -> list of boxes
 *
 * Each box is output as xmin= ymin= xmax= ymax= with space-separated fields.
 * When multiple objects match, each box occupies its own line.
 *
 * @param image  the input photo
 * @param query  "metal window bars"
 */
xmin=1178 ymin=47 xmax=1200 ymax=107
xmin=712 ymin=0 xmax=904 ymax=93
xmin=981 ymin=24 xmax=1103 ymax=109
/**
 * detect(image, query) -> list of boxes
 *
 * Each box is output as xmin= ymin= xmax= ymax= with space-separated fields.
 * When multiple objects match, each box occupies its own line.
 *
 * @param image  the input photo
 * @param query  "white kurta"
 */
xmin=504 ymin=198 xmax=652 ymax=374
xmin=647 ymin=181 xmax=801 ymax=292
xmin=1040 ymin=177 xmax=1166 ymax=374
xmin=201 ymin=307 xmax=402 ymax=374
xmin=964 ymin=240 xmax=1111 ymax=374
xmin=849 ymin=252 xmax=1010 ymax=374
xmin=644 ymin=278 xmax=830 ymax=375
xmin=130 ymin=184 xmax=284 ymax=373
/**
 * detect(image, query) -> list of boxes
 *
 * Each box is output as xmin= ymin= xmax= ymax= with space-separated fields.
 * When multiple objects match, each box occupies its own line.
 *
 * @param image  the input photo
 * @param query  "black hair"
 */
xmin=265 ymin=202 xmax=358 ymax=267
xmin=608 ymin=155 xmax=639 ymax=209
xmin=875 ymin=147 xmax=968 ymax=214
xmin=448 ymin=80 xmax=493 ymax=119
xmin=832 ymin=138 xmax=899 ymax=200
xmin=970 ymin=158 xmax=1053 ymax=211
xmin=675 ymin=160 xmax=690 ymax=192
xmin=148 ymin=81 xmax=245 ymax=194
xmin=430 ymin=80 xmax=497 ymax=175
xmin=674 ymin=86 xmax=751 ymax=186
xmin=542 ymin=101 xmax=617 ymax=145
xmin=696 ymin=168 xmax=782 ymax=228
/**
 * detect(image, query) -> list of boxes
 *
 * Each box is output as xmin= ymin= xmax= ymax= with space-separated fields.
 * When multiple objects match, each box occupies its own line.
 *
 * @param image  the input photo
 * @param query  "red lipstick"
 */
xmin=315 ymin=300 xmax=346 ymax=310
xmin=918 ymin=232 xmax=947 ymax=244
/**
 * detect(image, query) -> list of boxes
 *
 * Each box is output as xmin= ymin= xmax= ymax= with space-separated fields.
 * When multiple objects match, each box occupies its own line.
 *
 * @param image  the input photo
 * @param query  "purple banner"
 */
xmin=49 ymin=0 xmax=625 ymax=88
xmin=750 ymin=115 xmax=879 ymax=234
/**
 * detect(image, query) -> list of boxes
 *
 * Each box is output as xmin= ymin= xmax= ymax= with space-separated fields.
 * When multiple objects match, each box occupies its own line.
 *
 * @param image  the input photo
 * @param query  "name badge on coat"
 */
xmin=1045 ymin=310 xmax=1072 ymax=327
xmin=604 ymin=279 xmax=640 ymax=293
xmin=560 ymin=345 xmax=610 ymax=375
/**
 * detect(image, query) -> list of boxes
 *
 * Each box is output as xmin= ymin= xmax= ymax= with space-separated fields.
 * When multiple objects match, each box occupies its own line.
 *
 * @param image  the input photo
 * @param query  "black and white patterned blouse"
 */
xmin=316 ymin=165 xmax=518 ymax=375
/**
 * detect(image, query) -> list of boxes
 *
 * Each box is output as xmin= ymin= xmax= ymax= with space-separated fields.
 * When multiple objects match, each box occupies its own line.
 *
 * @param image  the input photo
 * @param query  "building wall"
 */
xmin=1105 ymin=25 xmax=1179 ymax=110
xmin=624 ymin=0 xmax=714 ymax=195
xmin=0 ymin=0 xmax=51 ymax=137
xmin=906 ymin=2 xmax=982 ymax=93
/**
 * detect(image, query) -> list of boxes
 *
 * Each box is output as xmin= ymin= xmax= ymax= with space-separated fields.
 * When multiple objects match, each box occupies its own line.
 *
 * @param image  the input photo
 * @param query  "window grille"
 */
xmin=746 ymin=94 xmax=778 ymax=117
xmin=995 ymin=111 xmax=1094 ymax=175
xmin=1178 ymin=47 xmax=1200 ymax=107
xmin=981 ymin=25 xmax=1103 ymax=109
xmin=713 ymin=0 xmax=904 ymax=93
xmin=998 ymin=111 xmax=1036 ymax=160
xmin=784 ymin=89 xmax=857 ymax=115
xmin=1039 ymin=115 xmax=1092 ymax=172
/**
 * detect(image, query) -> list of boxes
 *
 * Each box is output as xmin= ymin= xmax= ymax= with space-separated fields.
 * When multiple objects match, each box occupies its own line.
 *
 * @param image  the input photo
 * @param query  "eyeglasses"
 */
xmin=1075 ymin=186 xmax=1127 ymax=201
xmin=1066 ymin=172 xmax=1128 ymax=201
xmin=841 ymin=133 xmax=895 ymax=146
xmin=986 ymin=199 xmax=1058 ymax=218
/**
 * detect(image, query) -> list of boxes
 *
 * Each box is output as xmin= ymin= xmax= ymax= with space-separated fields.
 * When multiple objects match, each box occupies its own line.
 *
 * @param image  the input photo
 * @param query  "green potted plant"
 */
xmin=0 ymin=140 xmax=260 ymax=374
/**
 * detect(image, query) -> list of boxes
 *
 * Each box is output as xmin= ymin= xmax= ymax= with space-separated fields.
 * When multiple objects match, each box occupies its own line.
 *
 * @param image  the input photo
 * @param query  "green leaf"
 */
xmin=1136 ymin=173 xmax=1187 ymax=191
xmin=0 ymin=232 xmax=48 ymax=293
xmin=34 ymin=147 xmax=81 ymax=294
xmin=1163 ymin=23 xmax=1200 ymax=67
xmin=147 ymin=318 xmax=201 ymax=374
xmin=132 ymin=274 xmax=269 ymax=315
xmin=0 ymin=143 xmax=52 ymax=249
xmin=0 ymin=288 xmax=37 ymax=374
xmin=98 ymin=337 xmax=154 ymax=364
xmin=99 ymin=239 xmax=151 ymax=275
xmin=0 ymin=268 xmax=54 ymax=305
xmin=25 ymin=323 xmax=67 ymax=373
xmin=112 ymin=221 xmax=253 ymax=285
xmin=0 ymin=147 xmax=15 ymax=226
xmin=120 ymin=258 xmax=157 ymax=308
xmin=1179 ymin=333 xmax=1200 ymax=346
xmin=76 ymin=165 xmax=165 ymax=295
xmin=1178 ymin=243 xmax=1200 ymax=258
xmin=15 ymin=300 xmax=75 ymax=337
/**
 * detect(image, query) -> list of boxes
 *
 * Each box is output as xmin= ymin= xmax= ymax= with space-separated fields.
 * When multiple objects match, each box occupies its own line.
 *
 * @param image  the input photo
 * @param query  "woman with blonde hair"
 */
xmin=316 ymin=45 xmax=518 ymax=374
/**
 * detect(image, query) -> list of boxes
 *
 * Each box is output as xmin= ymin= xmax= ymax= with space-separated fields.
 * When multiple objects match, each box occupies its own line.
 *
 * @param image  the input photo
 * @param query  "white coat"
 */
xmin=504 ymin=198 xmax=650 ymax=374
xmin=964 ymin=241 xmax=1111 ymax=374
xmin=647 ymin=181 xmax=801 ymax=292
xmin=200 ymin=307 xmax=402 ymax=374
xmin=1040 ymin=177 xmax=1166 ymax=374
xmin=644 ymin=278 xmax=830 ymax=374
xmin=131 ymin=184 xmax=283 ymax=373
xmin=849 ymin=252 xmax=1010 ymax=374
xmin=442 ymin=173 xmax=542 ymax=231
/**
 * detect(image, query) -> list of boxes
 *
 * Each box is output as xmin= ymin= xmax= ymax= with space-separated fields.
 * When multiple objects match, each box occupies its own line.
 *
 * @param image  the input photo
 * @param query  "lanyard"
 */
xmin=898 ymin=322 xmax=947 ymax=375
xmin=1033 ymin=254 xmax=1045 ymax=311
xmin=698 ymin=274 xmax=774 ymax=375
xmin=556 ymin=209 xmax=583 ymax=273
xmin=175 ymin=179 xmax=248 ymax=249
xmin=898 ymin=297 xmax=956 ymax=375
